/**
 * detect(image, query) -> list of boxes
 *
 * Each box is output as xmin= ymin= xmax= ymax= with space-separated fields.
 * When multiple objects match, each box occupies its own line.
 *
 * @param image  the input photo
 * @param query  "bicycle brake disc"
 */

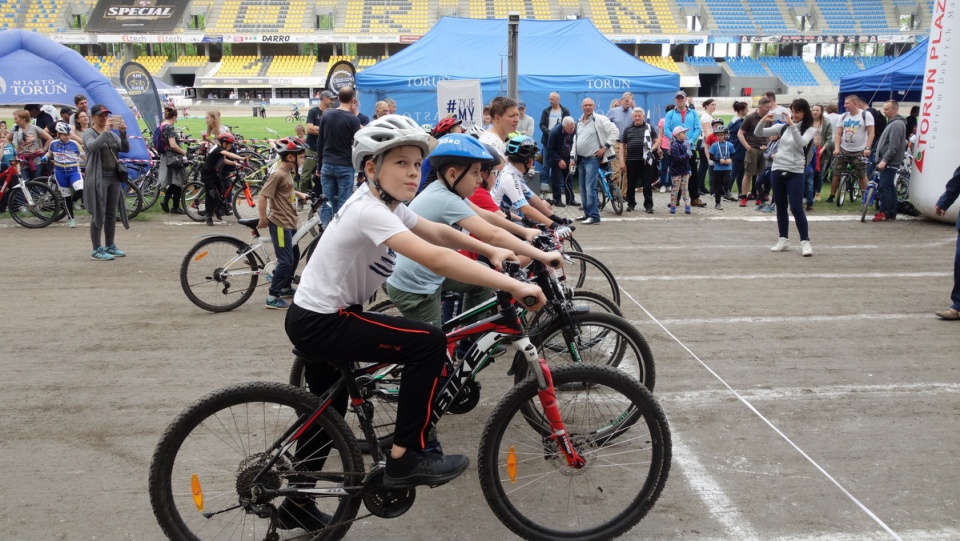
xmin=363 ymin=469 xmax=416 ymax=518
xmin=448 ymin=379 xmax=480 ymax=414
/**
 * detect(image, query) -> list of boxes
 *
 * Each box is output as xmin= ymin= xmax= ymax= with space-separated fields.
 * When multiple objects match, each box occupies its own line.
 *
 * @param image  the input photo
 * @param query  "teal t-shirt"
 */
xmin=1 ymin=143 xmax=15 ymax=168
xmin=386 ymin=180 xmax=476 ymax=294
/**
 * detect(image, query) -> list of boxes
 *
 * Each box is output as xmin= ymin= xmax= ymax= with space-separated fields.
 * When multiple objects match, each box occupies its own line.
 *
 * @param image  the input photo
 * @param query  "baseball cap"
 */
xmin=90 ymin=104 xmax=111 ymax=116
xmin=319 ymin=90 xmax=335 ymax=99
xmin=675 ymin=90 xmax=686 ymax=99
xmin=517 ymin=101 xmax=526 ymax=109
xmin=60 ymin=106 xmax=74 ymax=116
xmin=24 ymin=103 xmax=40 ymax=110
xmin=672 ymin=126 xmax=689 ymax=136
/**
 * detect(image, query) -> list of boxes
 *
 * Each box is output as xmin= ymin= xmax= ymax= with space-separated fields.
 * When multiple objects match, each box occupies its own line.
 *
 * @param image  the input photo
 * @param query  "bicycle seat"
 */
xmin=237 ymin=218 xmax=260 ymax=231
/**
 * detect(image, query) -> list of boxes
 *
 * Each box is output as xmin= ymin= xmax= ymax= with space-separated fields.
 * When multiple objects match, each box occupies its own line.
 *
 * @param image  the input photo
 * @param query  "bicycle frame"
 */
xmin=597 ymin=168 xmax=614 ymax=201
xmin=0 ymin=161 xmax=39 ymax=209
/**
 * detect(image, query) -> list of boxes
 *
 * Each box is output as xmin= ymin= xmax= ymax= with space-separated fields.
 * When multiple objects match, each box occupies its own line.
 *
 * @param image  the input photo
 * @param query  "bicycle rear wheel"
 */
xmin=148 ymin=381 xmax=364 ymax=541
xmin=9 ymin=181 xmax=59 ymax=228
xmin=181 ymin=181 xmax=207 ymax=222
xmin=180 ymin=236 xmax=261 ymax=312
xmin=138 ymin=169 xmax=162 ymax=211
xmin=478 ymin=364 xmax=671 ymax=541
xmin=836 ymin=176 xmax=848 ymax=206
xmin=597 ymin=184 xmax=608 ymax=211
xmin=121 ymin=180 xmax=144 ymax=220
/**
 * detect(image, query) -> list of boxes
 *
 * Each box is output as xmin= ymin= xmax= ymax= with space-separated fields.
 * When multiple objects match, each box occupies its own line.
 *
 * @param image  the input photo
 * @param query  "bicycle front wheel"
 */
xmin=561 ymin=251 xmax=621 ymax=306
xmin=610 ymin=183 xmax=624 ymax=215
xmin=597 ymin=184 xmax=608 ymax=211
xmin=478 ymin=364 xmax=671 ymax=541
xmin=860 ymin=185 xmax=876 ymax=222
xmin=285 ymin=115 xmax=295 ymax=124
xmin=232 ymin=182 xmax=262 ymax=221
xmin=515 ymin=310 xmax=655 ymax=390
xmin=180 ymin=236 xmax=261 ymax=312
xmin=122 ymin=180 xmax=144 ymax=220
xmin=138 ymin=169 xmax=162 ymax=211
xmin=181 ymin=181 xmax=207 ymax=222
xmin=836 ymin=176 xmax=848 ymax=206
xmin=9 ymin=181 xmax=59 ymax=228
xmin=149 ymin=382 xmax=364 ymax=541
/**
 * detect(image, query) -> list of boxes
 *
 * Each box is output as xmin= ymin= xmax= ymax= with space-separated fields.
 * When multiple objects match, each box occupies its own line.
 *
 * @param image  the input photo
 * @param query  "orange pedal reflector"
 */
xmin=191 ymin=473 xmax=204 ymax=512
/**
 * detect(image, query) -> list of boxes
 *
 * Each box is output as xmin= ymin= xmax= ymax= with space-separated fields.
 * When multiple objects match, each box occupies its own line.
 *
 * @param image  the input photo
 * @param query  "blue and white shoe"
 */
xmin=105 ymin=244 xmax=126 ymax=257
xmin=265 ymin=296 xmax=290 ymax=310
xmin=278 ymin=287 xmax=296 ymax=298
xmin=90 ymin=247 xmax=115 ymax=261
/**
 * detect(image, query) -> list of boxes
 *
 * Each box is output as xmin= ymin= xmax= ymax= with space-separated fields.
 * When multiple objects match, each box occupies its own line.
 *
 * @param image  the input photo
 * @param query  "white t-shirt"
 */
xmin=770 ymin=105 xmax=791 ymax=120
xmin=837 ymin=109 xmax=875 ymax=153
xmin=479 ymin=130 xmax=507 ymax=161
xmin=490 ymin=162 xmax=532 ymax=214
xmin=294 ymin=184 xmax=419 ymax=314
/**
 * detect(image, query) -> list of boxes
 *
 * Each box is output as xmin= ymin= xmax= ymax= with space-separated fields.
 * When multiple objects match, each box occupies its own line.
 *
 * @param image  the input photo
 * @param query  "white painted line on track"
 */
xmin=686 ymin=527 xmax=959 ymax=541
xmin=583 ymin=239 xmax=955 ymax=251
xmin=659 ymin=383 xmax=960 ymax=406
xmin=627 ymin=312 xmax=929 ymax=326
xmin=620 ymin=288 xmax=906 ymax=541
xmin=670 ymin=436 xmax=760 ymax=539
xmin=617 ymin=271 xmax=949 ymax=282
xmin=584 ymin=214 xmax=922 ymax=223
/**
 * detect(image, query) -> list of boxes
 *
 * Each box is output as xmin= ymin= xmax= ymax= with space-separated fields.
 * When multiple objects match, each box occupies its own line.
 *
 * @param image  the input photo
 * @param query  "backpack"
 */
xmin=152 ymin=125 xmax=167 ymax=154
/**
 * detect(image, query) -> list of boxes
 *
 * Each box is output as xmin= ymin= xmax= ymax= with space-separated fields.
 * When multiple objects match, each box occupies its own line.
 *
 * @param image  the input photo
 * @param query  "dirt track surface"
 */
xmin=1 ymin=196 xmax=959 ymax=540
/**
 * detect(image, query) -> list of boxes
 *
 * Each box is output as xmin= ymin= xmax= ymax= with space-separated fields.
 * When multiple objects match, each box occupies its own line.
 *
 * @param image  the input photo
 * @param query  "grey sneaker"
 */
xmin=105 ymin=244 xmax=126 ymax=257
xmin=90 ymin=247 xmax=115 ymax=261
xmin=384 ymin=450 xmax=469 ymax=488
xmin=715 ymin=203 xmax=722 ymax=210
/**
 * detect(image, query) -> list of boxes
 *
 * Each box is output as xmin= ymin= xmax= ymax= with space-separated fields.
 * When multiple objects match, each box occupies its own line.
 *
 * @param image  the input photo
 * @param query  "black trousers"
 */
xmin=626 ymin=160 xmax=653 ymax=210
xmin=687 ymin=152 xmax=700 ymax=200
xmin=712 ymin=169 xmax=731 ymax=204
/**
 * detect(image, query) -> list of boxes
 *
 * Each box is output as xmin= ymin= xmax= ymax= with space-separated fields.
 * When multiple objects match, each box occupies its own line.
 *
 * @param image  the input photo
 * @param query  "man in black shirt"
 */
xmin=619 ymin=107 xmax=660 ymax=212
xmin=303 ymin=90 xmax=335 ymax=194
xmin=25 ymin=104 xmax=55 ymax=132
xmin=317 ymin=86 xmax=361 ymax=227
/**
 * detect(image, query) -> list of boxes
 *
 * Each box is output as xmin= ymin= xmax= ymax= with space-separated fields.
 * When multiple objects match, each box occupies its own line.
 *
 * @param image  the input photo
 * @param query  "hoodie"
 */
xmin=874 ymin=114 xmax=907 ymax=167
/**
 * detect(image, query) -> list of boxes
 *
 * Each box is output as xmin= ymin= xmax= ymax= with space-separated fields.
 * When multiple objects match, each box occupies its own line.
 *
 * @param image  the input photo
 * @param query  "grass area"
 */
xmin=139 ymin=115 xmax=304 ymax=142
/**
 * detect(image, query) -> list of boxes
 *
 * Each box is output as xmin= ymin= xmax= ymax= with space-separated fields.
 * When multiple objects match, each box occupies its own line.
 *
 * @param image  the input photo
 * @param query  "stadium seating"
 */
xmin=641 ymin=55 xmax=680 ymax=73
xmin=586 ymin=0 xmax=678 ymax=34
xmin=217 ymin=55 xmax=270 ymax=77
xmin=813 ymin=0 xmax=856 ymax=31
xmin=265 ymin=55 xmax=315 ymax=77
xmin=746 ymin=0 xmax=789 ymax=32
xmin=469 ymin=0 xmax=551 ymax=20
xmin=175 ymin=56 xmax=210 ymax=67
xmin=725 ymin=56 xmax=768 ymax=77
xmin=853 ymin=0 xmax=892 ymax=31
xmin=686 ymin=56 xmax=718 ymax=67
xmin=704 ymin=0 xmax=758 ymax=34
xmin=328 ymin=54 xmax=387 ymax=72
xmin=763 ymin=56 xmax=817 ymax=86
xmin=84 ymin=56 xmax=124 ymax=78
xmin=23 ymin=0 xmax=59 ymax=31
xmin=343 ymin=0 xmax=430 ymax=34
xmin=134 ymin=56 xmax=168 ymax=75
xmin=860 ymin=56 xmax=895 ymax=69
xmin=212 ymin=0 xmax=310 ymax=33
xmin=816 ymin=55 xmax=862 ymax=84
xmin=0 ymin=0 xmax=20 ymax=30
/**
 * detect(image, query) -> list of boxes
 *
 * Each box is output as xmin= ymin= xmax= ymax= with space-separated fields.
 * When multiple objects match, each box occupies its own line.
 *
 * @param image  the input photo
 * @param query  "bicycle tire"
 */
xmin=895 ymin=171 xmax=910 ymax=200
xmin=849 ymin=180 xmax=861 ymax=207
xmin=289 ymin=357 xmax=400 ymax=454
xmin=9 ymin=180 xmax=59 ymax=228
xmin=836 ymin=175 xmax=848 ymax=206
xmin=513 ymin=310 xmax=655 ymax=390
xmin=477 ymin=364 xmax=671 ymax=541
xmin=148 ymin=381 xmax=364 ymax=541
xmin=285 ymin=115 xmax=295 ymax=124
xmin=860 ymin=185 xmax=876 ymax=222
xmin=610 ymin=183 xmax=624 ymax=215
xmin=181 ymin=181 xmax=207 ymax=222
xmin=138 ymin=169 xmax=162 ymax=211
xmin=562 ymin=251 xmax=621 ymax=306
xmin=524 ymin=290 xmax=623 ymax=330
xmin=121 ymin=180 xmax=144 ymax=220
xmin=232 ymin=182 xmax=262 ymax=221
xmin=597 ymin=184 xmax=608 ymax=212
xmin=40 ymin=175 xmax=70 ymax=222
xmin=180 ymin=236 xmax=261 ymax=312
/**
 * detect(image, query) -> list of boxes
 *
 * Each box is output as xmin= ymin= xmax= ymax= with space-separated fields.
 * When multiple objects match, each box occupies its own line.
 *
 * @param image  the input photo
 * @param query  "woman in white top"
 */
xmin=281 ymin=115 xmax=545 ymax=529
xmin=697 ymin=98 xmax=718 ymax=195
xmin=754 ymin=98 xmax=817 ymax=257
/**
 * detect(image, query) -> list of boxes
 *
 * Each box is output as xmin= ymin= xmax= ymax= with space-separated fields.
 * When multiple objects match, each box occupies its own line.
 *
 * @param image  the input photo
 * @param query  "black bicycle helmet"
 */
xmin=505 ymin=135 xmax=538 ymax=162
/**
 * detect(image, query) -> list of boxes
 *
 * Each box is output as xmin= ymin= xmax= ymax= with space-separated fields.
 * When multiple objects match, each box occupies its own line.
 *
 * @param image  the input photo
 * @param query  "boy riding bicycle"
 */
xmin=280 ymin=115 xmax=545 ymax=531
xmin=200 ymin=133 xmax=245 ymax=226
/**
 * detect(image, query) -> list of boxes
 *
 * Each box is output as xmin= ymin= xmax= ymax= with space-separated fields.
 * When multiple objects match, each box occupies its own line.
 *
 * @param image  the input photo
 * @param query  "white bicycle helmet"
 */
xmin=351 ymin=114 xmax=430 ymax=172
xmin=352 ymin=114 xmax=430 ymax=204
xmin=465 ymin=124 xmax=485 ymax=139
xmin=55 ymin=121 xmax=72 ymax=134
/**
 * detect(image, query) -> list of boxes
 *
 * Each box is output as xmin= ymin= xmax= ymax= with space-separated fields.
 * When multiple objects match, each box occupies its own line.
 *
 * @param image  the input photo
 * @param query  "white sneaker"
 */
xmin=801 ymin=240 xmax=812 ymax=257
xmin=659 ymin=186 xmax=666 ymax=193
xmin=67 ymin=218 xmax=77 ymax=228
xmin=770 ymin=237 xmax=790 ymax=252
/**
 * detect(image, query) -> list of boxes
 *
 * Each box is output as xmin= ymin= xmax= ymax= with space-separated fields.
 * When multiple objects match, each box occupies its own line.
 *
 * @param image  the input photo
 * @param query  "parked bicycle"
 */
xmin=860 ymin=171 xmax=880 ymax=222
xmin=179 ymin=194 xmax=326 ymax=312
xmin=597 ymin=166 xmax=625 ymax=215
xmin=0 ymin=159 xmax=60 ymax=228
xmin=149 ymin=261 xmax=671 ymax=541
xmin=895 ymin=152 xmax=913 ymax=201
xmin=835 ymin=156 xmax=868 ymax=207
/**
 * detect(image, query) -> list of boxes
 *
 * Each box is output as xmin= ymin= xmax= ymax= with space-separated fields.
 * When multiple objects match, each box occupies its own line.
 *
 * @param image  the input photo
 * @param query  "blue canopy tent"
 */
xmin=356 ymin=18 xmax=679 ymax=143
xmin=838 ymin=40 xmax=927 ymax=107
xmin=0 ymin=30 xmax=149 ymax=167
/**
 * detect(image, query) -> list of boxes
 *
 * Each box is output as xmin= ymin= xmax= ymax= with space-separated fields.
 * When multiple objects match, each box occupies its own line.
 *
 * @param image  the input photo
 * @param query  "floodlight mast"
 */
xmin=507 ymin=12 xmax=519 ymax=100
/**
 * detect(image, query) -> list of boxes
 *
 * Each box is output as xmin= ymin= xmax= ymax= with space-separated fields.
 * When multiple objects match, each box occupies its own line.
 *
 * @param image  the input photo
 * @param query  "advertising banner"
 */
xmin=120 ymin=61 xmax=163 ymax=136
xmin=436 ymin=79 xmax=483 ymax=130
xmin=326 ymin=60 xmax=357 ymax=91
xmin=910 ymin=0 xmax=958 ymax=224
xmin=85 ymin=0 xmax=190 ymax=33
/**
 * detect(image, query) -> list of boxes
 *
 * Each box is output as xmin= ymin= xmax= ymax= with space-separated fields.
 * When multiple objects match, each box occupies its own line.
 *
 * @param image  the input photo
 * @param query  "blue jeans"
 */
xmin=577 ymin=156 xmax=600 ymax=220
xmin=952 ymin=233 xmax=960 ymax=310
xmin=772 ymin=170 xmax=809 ymax=241
xmin=731 ymin=158 xmax=744 ymax=193
xmin=804 ymin=168 xmax=815 ymax=203
xmin=878 ymin=166 xmax=898 ymax=218
xmin=659 ymin=151 xmax=672 ymax=187
xmin=320 ymin=163 xmax=355 ymax=227
xmin=268 ymin=223 xmax=299 ymax=297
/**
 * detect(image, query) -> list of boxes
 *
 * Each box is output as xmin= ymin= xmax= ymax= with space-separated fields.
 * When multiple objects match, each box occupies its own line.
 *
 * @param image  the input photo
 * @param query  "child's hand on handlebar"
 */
xmin=487 ymin=246 xmax=520 ymax=271
xmin=511 ymin=282 xmax=547 ymax=312
xmin=537 ymin=250 xmax=563 ymax=270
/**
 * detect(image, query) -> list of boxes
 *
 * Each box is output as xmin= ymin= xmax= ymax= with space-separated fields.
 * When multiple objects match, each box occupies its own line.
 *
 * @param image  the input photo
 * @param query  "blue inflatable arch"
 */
xmin=0 ymin=30 xmax=149 ymax=164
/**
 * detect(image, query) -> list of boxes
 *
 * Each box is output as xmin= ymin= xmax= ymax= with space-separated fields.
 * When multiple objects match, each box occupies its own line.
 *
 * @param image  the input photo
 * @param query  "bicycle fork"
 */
xmin=516 ymin=337 xmax=586 ymax=469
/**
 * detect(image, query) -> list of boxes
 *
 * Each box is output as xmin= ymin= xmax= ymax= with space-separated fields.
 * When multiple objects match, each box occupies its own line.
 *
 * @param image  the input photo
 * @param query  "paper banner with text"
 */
xmin=436 ymin=79 xmax=483 ymax=131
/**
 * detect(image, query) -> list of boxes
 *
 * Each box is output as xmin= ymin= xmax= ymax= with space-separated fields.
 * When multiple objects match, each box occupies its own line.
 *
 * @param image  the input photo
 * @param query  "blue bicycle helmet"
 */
xmin=506 ymin=134 xmax=538 ymax=162
xmin=428 ymin=134 xmax=494 ymax=195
